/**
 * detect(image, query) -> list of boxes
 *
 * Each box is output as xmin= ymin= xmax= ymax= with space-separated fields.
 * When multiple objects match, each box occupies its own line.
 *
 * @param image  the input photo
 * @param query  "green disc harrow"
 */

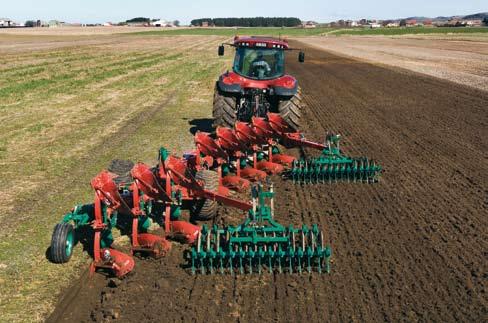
xmin=290 ymin=133 xmax=382 ymax=184
xmin=190 ymin=184 xmax=332 ymax=274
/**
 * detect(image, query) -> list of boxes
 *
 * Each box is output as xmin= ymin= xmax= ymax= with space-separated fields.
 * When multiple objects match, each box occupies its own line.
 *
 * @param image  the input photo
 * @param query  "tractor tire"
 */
xmin=50 ymin=223 xmax=75 ymax=263
xmin=278 ymin=89 xmax=302 ymax=131
xmin=193 ymin=170 xmax=219 ymax=220
xmin=108 ymin=159 xmax=134 ymax=184
xmin=213 ymin=86 xmax=237 ymax=129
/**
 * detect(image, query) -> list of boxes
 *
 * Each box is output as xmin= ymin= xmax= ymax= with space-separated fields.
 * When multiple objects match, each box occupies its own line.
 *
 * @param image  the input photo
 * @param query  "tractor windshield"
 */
xmin=233 ymin=47 xmax=285 ymax=80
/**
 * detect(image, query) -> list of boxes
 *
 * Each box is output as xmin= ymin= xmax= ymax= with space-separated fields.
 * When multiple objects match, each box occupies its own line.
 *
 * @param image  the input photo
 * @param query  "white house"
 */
xmin=370 ymin=23 xmax=382 ymax=28
xmin=48 ymin=20 xmax=65 ymax=28
xmin=302 ymin=21 xmax=317 ymax=28
xmin=151 ymin=19 xmax=174 ymax=27
xmin=0 ymin=18 xmax=13 ymax=27
xmin=464 ymin=20 xmax=483 ymax=27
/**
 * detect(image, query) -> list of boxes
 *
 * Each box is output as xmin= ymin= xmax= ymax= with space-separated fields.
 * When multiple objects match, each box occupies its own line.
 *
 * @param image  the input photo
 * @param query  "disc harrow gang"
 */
xmin=289 ymin=133 xmax=382 ymax=184
xmin=191 ymin=184 xmax=332 ymax=275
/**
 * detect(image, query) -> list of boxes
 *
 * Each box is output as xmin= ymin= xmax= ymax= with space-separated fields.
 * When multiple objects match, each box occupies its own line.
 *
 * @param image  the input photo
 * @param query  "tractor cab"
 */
xmin=232 ymin=37 xmax=287 ymax=80
xmin=219 ymin=36 xmax=304 ymax=81
xmin=214 ymin=36 xmax=304 ymax=130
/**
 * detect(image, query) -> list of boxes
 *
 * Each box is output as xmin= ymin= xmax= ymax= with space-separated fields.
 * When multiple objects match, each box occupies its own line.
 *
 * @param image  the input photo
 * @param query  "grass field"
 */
xmin=0 ymin=33 xmax=231 ymax=322
xmin=332 ymin=26 xmax=488 ymax=36
xmin=129 ymin=27 xmax=335 ymax=37
xmin=128 ymin=26 xmax=488 ymax=38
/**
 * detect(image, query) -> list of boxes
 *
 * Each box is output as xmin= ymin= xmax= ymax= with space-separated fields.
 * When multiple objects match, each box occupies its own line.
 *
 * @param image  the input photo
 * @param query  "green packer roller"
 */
xmin=190 ymin=183 xmax=332 ymax=275
xmin=290 ymin=133 xmax=382 ymax=184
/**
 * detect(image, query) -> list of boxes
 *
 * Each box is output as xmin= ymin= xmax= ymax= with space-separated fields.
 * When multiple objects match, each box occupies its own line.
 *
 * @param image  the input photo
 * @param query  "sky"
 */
xmin=2 ymin=0 xmax=487 ymax=24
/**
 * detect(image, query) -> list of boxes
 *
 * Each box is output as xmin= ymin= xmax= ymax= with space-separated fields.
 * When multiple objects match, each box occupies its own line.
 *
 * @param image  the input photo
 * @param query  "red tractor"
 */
xmin=214 ymin=36 xmax=305 ymax=130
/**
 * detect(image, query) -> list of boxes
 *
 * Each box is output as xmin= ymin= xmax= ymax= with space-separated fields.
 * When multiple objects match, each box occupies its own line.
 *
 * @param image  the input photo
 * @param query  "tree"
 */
xmin=190 ymin=17 xmax=301 ymax=27
xmin=483 ymin=17 xmax=488 ymax=26
xmin=399 ymin=19 xmax=407 ymax=27
xmin=126 ymin=17 xmax=150 ymax=23
xmin=173 ymin=20 xmax=180 ymax=27
xmin=25 ymin=20 xmax=36 ymax=27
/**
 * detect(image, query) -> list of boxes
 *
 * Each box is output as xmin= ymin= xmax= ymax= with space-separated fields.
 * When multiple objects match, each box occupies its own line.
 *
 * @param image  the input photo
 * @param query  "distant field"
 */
xmin=4 ymin=26 xmax=486 ymax=38
xmin=333 ymin=26 xmax=488 ymax=36
xmin=129 ymin=27 xmax=335 ymax=37
xmin=300 ymin=35 xmax=488 ymax=92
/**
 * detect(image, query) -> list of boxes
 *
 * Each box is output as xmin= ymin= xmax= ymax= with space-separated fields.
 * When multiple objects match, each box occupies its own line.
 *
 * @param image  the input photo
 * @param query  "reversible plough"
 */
xmin=47 ymin=34 xmax=388 ymax=281
xmin=191 ymin=183 xmax=331 ymax=275
xmin=194 ymin=112 xmax=382 ymax=187
xmin=49 ymin=105 xmax=379 ymax=278
xmin=50 ymin=147 xmax=252 ymax=277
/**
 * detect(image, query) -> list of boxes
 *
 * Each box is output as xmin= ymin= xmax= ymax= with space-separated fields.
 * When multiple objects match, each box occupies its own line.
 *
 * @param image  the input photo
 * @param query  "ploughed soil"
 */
xmin=300 ymin=35 xmax=488 ymax=92
xmin=48 ymin=42 xmax=487 ymax=322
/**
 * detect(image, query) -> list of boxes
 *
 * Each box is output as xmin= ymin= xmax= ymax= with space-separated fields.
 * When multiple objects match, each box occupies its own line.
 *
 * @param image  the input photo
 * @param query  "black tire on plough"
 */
xmin=193 ymin=170 xmax=219 ymax=220
xmin=50 ymin=223 xmax=75 ymax=264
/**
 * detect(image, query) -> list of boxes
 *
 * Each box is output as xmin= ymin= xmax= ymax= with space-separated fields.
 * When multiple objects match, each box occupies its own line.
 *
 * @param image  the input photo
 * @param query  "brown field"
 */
xmin=0 ymin=26 xmax=178 ymax=36
xmin=300 ymin=35 xmax=488 ymax=92
xmin=48 ymin=41 xmax=487 ymax=322
xmin=0 ymin=30 xmax=487 ymax=322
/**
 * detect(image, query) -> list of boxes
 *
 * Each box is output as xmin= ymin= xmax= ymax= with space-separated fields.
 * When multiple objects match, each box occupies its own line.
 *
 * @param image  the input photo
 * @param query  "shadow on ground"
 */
xmin=188 ymin=118 xmax=214 ymax=135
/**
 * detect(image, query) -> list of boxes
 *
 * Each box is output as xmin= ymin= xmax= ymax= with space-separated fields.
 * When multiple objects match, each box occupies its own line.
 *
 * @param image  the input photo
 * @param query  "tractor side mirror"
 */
xmin=298 ymin=51 xmax=305 ymax=63
xmin=218 ymin=45 xmax=225 ymax=56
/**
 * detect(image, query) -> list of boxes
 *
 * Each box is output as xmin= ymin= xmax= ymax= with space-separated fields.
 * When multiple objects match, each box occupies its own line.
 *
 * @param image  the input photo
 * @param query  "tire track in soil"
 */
xmin=48 ymin=41 xmax=487 ymax=322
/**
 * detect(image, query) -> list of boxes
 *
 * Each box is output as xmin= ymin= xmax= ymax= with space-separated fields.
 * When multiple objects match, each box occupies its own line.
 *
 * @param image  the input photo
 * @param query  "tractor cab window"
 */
xmin=233 ymin=47 xmax=285 ymax=80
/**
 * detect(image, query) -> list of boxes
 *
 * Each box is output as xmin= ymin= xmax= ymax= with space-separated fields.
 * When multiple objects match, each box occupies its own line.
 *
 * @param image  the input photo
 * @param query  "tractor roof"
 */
xmin=233 ymin=36 xmax=289 ymax=49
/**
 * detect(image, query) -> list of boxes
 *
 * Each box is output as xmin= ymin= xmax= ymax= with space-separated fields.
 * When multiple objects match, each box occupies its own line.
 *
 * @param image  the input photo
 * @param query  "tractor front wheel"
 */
xmin=50 ymin=223 xmax=75 ymax=263
xmin=193 ymin=170 xmax=219 ymax=220
xmin=213 ymin=86 xmax=237 ymax=129
xmin=278 ymin=89 xmax=302 ymax=131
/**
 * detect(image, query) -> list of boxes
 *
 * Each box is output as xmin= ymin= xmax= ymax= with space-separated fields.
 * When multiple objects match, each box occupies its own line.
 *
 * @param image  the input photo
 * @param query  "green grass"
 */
xmin=0 ymin=34 xmax=231 ymax=322
xmin=333 ymin=26 xmax=488 ymax=36
xmin=128 ymin=27 xmax=335 ymax=37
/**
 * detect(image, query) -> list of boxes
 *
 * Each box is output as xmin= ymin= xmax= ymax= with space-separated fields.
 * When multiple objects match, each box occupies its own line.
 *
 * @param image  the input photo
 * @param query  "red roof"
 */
xmin=233 ymin=36 xmax=289 ymax=49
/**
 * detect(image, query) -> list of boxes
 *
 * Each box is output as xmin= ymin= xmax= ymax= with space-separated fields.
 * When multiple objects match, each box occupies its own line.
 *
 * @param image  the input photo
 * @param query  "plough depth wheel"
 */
xmin=50 ymin=223 xmax=75 ymax=263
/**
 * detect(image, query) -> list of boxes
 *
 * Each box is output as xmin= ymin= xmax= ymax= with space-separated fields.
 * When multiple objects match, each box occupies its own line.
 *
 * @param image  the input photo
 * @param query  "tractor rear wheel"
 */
xmin=193 ymin=170 xmax=219 ymax=220
xmin=278 ymin=89 xmax=302 ymax=131
xmin=213 ymin=86 xmax=237 ymax=129
xmin=50 ymin=223 xmax=75 ymax=263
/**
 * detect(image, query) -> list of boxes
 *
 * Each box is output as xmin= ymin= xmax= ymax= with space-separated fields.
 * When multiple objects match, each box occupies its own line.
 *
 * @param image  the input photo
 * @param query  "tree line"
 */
xmin=191 ymin=17 xmax=302 ymax=27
